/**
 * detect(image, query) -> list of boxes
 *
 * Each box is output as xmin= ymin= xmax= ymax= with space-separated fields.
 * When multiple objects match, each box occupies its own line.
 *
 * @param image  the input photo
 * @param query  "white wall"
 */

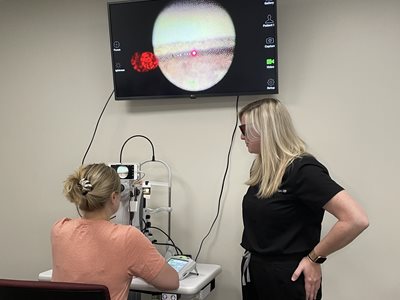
xmin=0 ymin=0 xmax=399 ymax=299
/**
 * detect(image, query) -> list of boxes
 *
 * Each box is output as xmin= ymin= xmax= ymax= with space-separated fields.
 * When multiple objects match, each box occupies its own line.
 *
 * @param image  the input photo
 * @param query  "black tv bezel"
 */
xmin=107 ymin=0 xmax=279 ymax=100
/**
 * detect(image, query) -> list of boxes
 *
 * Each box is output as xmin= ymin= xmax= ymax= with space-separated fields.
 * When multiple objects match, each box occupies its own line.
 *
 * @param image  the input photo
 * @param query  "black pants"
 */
xmin=241 ymin=252 xmax=322 ymax=300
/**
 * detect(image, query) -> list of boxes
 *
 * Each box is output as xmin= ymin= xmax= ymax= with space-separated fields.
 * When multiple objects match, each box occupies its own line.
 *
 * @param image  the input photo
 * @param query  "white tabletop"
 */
xmin=38 ymin=263 xmax=221 ymax=295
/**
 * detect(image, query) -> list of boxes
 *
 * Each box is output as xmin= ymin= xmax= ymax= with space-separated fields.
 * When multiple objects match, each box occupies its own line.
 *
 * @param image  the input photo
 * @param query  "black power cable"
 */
xmin=81 ymin=90 xmax=115 ymax=165
xmin=149 ymin=226 xmax=183 ymax=255
xmin=119 ymin=135 xmax=155 ymax=163
xmin=153 ymin=243 xmax=183 ymax=256
xmin=194 ymin=95 xmax=239 ymax=261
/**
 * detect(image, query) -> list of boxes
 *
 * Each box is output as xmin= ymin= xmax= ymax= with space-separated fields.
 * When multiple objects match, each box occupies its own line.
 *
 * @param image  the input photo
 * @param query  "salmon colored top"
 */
xmin=51 ymin=218 xmax=165 ymax=300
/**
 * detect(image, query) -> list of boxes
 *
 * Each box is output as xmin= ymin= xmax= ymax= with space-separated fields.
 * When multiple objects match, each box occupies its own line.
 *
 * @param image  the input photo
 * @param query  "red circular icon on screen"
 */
xmin=131 ymin=52 xmax=158 ymax=72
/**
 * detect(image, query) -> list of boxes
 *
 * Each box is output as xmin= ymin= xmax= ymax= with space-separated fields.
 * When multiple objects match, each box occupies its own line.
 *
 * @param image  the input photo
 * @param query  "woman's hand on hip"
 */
xmin=291 ymin=257 xmax=321 ymax=300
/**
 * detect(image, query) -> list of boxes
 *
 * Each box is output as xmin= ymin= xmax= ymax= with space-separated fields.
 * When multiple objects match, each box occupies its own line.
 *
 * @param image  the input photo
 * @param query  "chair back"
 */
xmin=0 ymin=279 xmax=111 ymax=300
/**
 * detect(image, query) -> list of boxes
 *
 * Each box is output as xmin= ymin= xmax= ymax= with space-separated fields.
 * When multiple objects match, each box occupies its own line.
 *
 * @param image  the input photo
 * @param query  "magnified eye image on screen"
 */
xmin=152 ymin=0 xmax=235 ymax=92
xmin=116 ymin=166 xmax=129 ymax=179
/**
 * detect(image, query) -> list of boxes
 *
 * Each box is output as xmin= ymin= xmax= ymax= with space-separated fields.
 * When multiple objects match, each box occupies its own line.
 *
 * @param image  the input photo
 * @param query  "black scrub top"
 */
xmin=241 ymin=155 xmax=344 ymax=256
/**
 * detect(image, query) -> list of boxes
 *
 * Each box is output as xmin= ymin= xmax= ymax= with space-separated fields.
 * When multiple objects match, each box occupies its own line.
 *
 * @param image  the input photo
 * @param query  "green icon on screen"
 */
xmin=266 ymin=58 xmax=275 ymax=65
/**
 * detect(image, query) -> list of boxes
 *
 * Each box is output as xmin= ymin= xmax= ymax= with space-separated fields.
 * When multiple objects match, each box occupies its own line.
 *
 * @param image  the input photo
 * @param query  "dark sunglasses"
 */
xmin=239 ymin=124 xmax=246 ymax=135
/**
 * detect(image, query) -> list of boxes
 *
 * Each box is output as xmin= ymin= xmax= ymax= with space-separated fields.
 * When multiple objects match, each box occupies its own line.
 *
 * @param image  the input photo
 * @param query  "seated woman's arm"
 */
xmin=148 ymin=262 xmax=179 ymax=291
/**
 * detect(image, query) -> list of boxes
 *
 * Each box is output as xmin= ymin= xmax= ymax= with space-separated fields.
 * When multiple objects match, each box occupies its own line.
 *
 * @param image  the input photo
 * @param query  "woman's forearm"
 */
xmin=313 ymin=190 xmax=369 ymax=257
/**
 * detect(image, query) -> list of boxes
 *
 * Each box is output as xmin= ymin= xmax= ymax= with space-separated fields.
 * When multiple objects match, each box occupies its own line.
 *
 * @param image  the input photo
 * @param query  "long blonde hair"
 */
xmin=63 ymin=163 xmax=121 ymax=212
xmin=239 ymin=98 xmax=306 ymax=198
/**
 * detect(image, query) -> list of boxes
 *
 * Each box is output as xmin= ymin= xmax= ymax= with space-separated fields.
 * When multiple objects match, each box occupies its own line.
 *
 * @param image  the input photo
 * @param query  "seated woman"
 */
xmin=51 ymin=163 xmax=179 ymax=300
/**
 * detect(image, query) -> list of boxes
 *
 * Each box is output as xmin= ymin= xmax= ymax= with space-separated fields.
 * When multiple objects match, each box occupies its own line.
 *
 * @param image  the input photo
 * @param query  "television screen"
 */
xmin=108 ymin=0 xmax=278 ymax=100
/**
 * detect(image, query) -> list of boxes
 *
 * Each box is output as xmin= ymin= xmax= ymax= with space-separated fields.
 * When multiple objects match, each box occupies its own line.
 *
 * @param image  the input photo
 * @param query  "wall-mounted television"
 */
xmin=108 ymin=0 xmax=278 ymax=100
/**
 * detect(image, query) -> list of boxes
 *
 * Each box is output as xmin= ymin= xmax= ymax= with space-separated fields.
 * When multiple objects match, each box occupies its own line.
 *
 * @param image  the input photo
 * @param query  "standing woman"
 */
xmin=239 ymin=99 xmax=369 ymax=300
xmin=51 ymin=163 xmax=178 ymax=300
